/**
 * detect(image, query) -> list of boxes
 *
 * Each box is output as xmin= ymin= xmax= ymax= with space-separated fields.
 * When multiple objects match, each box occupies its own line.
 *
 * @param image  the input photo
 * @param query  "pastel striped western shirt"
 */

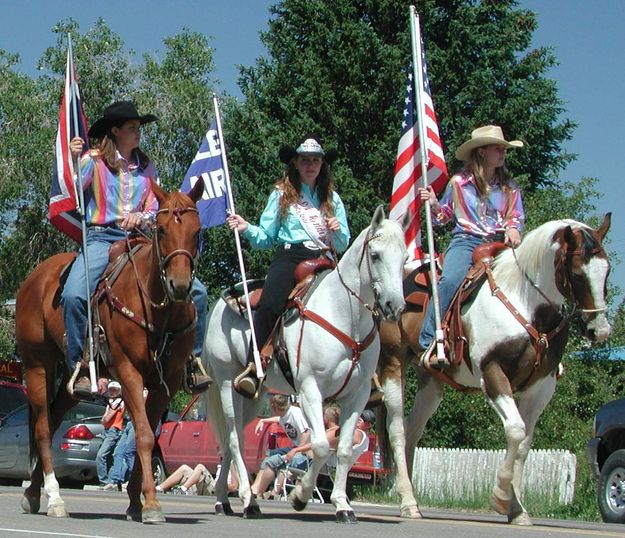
xmin=434 ymin=172 xmax=525 ymax=237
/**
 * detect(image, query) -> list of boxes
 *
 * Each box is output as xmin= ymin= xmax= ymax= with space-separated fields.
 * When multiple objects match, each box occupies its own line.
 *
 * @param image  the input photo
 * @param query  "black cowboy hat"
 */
xmin=88 ymin=101 xmax=158 ymax=140
xmin=278 ymin=134 xmax=338 ymax=165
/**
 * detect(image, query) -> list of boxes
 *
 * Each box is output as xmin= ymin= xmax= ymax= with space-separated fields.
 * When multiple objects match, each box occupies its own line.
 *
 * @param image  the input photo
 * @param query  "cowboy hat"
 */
xmin=278 ymin=134 xmax=338 ymax=164
xmin=88 ymin=101 xmax=158 ymax=140
xmin=455 ymin=125 xmax=523 ymax=161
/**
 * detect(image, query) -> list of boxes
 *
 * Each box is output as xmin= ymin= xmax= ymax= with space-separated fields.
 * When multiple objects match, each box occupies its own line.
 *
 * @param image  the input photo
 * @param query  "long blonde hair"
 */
xmin=465 ymin=147 xmax=513 ymax=198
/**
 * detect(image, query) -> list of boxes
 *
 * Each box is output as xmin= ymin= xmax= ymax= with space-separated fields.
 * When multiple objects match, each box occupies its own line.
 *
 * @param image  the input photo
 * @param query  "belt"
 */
xmin=282 ymin=242 xmax=323 ymax=252
xmin=88 ymin=223 xmax=121 ymax=232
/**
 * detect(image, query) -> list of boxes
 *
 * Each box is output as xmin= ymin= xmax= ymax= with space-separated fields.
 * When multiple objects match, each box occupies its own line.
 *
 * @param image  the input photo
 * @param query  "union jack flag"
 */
xmin=180 ymin=120 xmax=230 ymax=229
xmin=49 ymin=46 xmax=89 ymax=243
xmin=390 ymin=52 xmax=448 ymax=263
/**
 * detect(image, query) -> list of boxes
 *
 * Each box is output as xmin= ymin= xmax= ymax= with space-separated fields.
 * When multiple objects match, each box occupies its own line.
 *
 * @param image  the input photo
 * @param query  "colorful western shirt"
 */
xmin=78 ymin=150 xmax=158 ymax=226
xmin=434 ymin=172 xmax=525 ymax=237
xmin=243 ymin=183 xmax=350 ymax=252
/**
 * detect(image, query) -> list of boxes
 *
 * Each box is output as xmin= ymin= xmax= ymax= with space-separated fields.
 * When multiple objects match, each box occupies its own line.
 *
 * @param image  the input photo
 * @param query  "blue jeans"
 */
xmin=96 ymin=426 xmax=122 ymax=484
xmin=261 ymin=451 xmax=310 ymax=472
xmin=109 ymin=422 xmax=135 ymax=484
xmin=419 ymin=233 xmax=486 ymax=349
xmin=190 ymin=278 xmax=208 ymax=356
xmin=61 ymin=227 xmax=208 ymax=369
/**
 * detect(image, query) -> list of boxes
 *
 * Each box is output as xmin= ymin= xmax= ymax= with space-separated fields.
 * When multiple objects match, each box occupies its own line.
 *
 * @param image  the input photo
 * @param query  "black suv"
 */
xmin=587 ymin=397 xmax=625 ymax=523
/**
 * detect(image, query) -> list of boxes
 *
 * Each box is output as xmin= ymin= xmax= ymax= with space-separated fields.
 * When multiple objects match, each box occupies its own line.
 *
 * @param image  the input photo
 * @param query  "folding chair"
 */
xmin=276 ymin=458 xmax=324 ymax=504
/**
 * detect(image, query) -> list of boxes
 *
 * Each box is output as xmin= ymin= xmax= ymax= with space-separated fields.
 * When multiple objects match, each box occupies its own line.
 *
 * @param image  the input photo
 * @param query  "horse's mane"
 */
xmin=491 ymin=219 xmax=591 ymax=298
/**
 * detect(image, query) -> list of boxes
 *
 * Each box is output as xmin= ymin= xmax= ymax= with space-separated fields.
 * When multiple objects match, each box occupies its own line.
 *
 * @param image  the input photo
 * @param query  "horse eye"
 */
xmin=370 ymin=252 xmax=381 ymax=262
xmin=158 ymin=226 xmax=166 ymax=237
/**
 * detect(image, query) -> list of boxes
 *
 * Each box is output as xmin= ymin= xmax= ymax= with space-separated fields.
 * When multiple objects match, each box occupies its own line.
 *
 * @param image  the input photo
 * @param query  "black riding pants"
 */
xmin=247 ymin=243 xmax=323 ymax=363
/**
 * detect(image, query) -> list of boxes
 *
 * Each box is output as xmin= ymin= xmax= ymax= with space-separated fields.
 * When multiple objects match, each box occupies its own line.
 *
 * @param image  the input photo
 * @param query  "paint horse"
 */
xmin=377 ymin=216 xmax=611 ymax=524
xmin=204 ymin=206 xmax=407 ymax=523
xmin=15 ymin=180 xmax=204 ymax=523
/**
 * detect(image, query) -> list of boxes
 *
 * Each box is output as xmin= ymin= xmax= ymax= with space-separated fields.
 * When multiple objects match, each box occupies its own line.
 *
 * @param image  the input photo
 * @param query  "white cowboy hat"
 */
xmin=455 ymin=125 xmax=523 ymax=161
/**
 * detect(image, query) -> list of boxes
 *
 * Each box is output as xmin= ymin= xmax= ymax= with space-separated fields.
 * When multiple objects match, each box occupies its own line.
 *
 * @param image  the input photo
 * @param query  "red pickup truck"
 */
xmin=154 ymin=395 xmax=388 ymax=494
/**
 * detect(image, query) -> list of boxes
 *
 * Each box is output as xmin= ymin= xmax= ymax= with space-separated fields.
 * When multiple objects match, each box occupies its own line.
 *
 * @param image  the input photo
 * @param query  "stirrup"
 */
xmin=420 ymin=342 xmax=450 ymax=370
xmin=233 ymin=363 xmax=260 ymax=399
xmin=183 ymin=356 xmax=213 ymax=395
xmin=67 ymin=363 xmax=95 ymax=399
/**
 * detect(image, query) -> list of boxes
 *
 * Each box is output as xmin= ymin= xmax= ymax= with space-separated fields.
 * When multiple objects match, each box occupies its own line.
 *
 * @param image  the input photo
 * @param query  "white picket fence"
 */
xmin=411 ymin=448 xmax=576 ymax=505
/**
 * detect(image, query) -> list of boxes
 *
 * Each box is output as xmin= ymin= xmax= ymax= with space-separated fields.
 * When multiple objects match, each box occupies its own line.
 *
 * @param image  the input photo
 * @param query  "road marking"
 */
xmin=0 ymin=529 xmax=113 ymax=538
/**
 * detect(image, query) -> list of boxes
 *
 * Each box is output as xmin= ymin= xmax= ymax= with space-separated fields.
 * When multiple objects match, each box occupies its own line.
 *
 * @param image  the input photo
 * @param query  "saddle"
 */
xmin=222 ymin=256 xmax=336 ymax=388
xmin=406 ymin=242 xmax=508 ymax=370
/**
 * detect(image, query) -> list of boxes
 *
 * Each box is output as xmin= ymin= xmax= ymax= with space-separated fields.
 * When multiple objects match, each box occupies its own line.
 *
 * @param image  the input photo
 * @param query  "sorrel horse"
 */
xmin=377 ymin=215 xmax=611 ymax=524
xmin=15 ymin=179 xmax=204 ymax=523
xmin=204 ymin=206 xmax=407 ymax=523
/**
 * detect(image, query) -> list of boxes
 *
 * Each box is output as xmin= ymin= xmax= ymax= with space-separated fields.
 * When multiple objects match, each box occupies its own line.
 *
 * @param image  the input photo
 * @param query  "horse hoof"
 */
xmin=215 ymin=502 xmax=235 ymax=516
xmin=336 ymin=510 xmax=358 ymax=524
xmin=290 ymin=494 xmax=307 ymax=512
xmin=509 ymin=512 xmax=532 ymax=526
xmin=243 ymin=505 xmax=263 ymax=519
xmin=126 ymin=508 xmax=142 ymax=522
xmin=21 ymin=494 xmax=40 ymax=514
xmin=47 ymin=502 xmax=69 ymax=518
xmin=400 ymin=504 xmax=423 ymax=519
xmin=142 ymin=507 xmax=166 ymax=524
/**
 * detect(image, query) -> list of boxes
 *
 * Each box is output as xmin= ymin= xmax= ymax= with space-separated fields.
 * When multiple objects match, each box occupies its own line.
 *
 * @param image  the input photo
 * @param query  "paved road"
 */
xmin=0 ymin=485 xmax=623 ymax=538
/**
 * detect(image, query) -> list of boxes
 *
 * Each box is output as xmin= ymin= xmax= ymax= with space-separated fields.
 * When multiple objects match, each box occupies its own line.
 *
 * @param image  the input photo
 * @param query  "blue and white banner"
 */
xmin=181 ymin=120 xmax=230 ymax=229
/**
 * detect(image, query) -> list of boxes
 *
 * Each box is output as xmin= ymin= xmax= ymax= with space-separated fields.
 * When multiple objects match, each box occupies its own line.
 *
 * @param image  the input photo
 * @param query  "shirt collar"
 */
xmin=115 ymin=150 xmax=140 ymax=171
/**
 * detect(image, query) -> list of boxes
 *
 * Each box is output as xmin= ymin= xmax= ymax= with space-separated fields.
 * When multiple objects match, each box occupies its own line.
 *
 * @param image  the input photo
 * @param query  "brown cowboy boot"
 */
xmin=67 ymin=362 xmax=94 ymax=399
xmin=183 ymin=355 xmax=213 ymax=395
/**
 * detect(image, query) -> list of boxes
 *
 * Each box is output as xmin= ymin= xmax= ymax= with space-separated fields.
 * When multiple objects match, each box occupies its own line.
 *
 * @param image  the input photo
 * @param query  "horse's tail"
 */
xmin=205 ymin=364 xmax=228 ymax=451
xmin=375 ymin=402 xmax=394 ymax=469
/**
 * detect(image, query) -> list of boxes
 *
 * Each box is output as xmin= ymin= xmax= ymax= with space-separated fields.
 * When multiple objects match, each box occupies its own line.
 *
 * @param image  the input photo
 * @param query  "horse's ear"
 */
xmin=596 ymin=212 xmax=611 ymax=241
xmin=151 ymin=179 xmax=167 ymax=207
xmin=371 ymin=204 xmax=386 ymax=232
xmin=188 ymin=177 xmax=205 ymax=204
xmin=563 ymin=225 xmax=576 ymax=250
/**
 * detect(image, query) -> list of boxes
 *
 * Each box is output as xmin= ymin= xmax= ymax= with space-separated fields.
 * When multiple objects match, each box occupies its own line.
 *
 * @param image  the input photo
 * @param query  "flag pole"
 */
xmin=409 ymin=7 xmax=446 ymax=363
xmin=212 ymin=94 xmax=265 ymax=379
xmin=68 ymin=34 xmax=97 ymax=393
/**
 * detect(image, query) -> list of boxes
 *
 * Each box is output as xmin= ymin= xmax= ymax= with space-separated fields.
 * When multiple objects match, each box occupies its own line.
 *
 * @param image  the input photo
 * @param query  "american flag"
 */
xmin=390 ymin=55 xmax=448 ymax=263
xmin=49 ymin=47 xmax=89 ymax=243
xmin=180 ymin=120 xmax=229 ymax=229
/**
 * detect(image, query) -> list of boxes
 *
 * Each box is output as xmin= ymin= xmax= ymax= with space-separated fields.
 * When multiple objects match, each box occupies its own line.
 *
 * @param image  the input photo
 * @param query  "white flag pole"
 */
xmin=68 ymin=34 xmax=97 ymax=392
xmin=212 ymin=94 xmax=265 ymax=379
xmin=410 ymin=8 xmax=446 ymax=363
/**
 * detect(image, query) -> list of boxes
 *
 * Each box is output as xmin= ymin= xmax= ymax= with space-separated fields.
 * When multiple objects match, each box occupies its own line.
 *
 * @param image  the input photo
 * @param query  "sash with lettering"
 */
xmin=291 ymin=192 xmax=329 ymax=250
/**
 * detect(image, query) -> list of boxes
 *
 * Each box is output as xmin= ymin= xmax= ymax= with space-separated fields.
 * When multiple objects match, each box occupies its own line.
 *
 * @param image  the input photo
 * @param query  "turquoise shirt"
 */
xmin=243 ymin=184 xmax=350 ymax=252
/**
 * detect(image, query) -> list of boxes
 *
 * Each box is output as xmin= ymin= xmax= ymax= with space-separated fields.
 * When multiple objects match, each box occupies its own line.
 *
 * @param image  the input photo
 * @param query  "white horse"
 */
xmin=203 ymin=206 xmax=406 ymax=523
xmin=377 ymin=215 xmax=611 ymax=523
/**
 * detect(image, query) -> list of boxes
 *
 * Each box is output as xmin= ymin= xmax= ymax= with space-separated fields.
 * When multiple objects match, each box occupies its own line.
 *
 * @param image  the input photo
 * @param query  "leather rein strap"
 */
xmin=293 ymin=296 xmax=379 ymax=400
xmin=484 ymin=261 xmax=567 ymax=390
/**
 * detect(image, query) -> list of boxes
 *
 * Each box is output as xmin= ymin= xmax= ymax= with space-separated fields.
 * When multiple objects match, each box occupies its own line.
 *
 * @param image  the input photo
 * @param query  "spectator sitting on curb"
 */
xmin=156 ymin=464 xmax=215 ymax=495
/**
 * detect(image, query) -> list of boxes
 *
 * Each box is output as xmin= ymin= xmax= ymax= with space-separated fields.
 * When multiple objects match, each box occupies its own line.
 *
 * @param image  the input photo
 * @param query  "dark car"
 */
xmin=587 ymin=397 xmax=625 ymax=523
xmin=155 ymin=395 xmax=389 ymax=493
xmin=0 ymin=400 xmax=106 ymax=484
xmin=0 ymin=380 xmax=27 ymax=420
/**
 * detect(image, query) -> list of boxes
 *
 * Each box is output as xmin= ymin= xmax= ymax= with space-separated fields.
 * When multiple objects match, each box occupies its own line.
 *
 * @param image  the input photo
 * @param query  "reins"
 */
xmin=293 ymin=227 xmax=383 ymax=399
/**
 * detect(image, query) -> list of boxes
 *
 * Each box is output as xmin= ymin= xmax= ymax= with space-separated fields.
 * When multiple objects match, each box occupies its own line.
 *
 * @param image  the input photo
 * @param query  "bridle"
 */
xmin=152 ymin=206 xmax=200 ymax=303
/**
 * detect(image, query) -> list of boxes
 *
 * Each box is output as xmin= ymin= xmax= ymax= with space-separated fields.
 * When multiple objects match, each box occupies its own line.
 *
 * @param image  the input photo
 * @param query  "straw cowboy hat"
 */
xmin=88 ymin=101 xmax=158 ymax=140
xmin=279 ymin=134 xmax=338 ymax=164
xmin=455 ymin=125 xmax=523 ymax=161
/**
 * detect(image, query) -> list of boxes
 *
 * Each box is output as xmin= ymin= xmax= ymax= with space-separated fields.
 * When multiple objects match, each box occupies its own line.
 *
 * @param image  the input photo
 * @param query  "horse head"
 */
xmin=151 ymin=179 xmax=204 ymax=302
xmin=362 ymin=205 xmax=407 ymax=321
xmin=556 ymin=213 xmax=611 ymax=342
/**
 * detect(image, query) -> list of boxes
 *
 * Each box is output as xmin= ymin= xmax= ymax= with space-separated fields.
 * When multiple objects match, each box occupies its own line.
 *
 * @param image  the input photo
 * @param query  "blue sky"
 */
xmin=1 ymin=0 xmax=623 ymax=300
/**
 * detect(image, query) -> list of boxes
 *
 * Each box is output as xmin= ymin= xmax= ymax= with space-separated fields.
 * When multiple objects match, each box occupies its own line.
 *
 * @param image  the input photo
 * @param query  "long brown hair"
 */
xmin=464 ymin=147 xmax=513 ymax=198
xmin=92 ymin=129 xmax=150 ymax=173
xmin=276 ymin=158 xmax=335 ymax=218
